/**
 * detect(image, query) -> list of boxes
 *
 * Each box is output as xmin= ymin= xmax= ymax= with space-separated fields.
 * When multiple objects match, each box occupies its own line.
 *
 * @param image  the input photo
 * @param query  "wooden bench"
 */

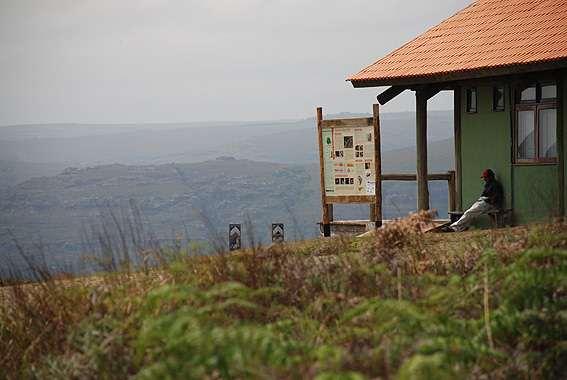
xmin=448 ymin=211 xmax=464 ymax=224
xmin=448 ymin=208 xmax=513 ymax=229
xmin=487 ymin=208 xmax=513 ymax=228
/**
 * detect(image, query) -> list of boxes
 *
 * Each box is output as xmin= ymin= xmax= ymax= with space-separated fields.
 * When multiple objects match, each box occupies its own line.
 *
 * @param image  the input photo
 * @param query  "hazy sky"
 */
xmin=1 ymin=0 xmax=471 ymax=125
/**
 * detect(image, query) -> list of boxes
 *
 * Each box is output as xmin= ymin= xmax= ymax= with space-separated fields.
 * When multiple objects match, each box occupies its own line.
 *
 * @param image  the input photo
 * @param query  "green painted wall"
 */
xmin=513 ymin=165 xmax=560 ymax=223
xmin=460 ymin=85 xmax=512 ymax=225
xmin=512 ymin=71 xmax=566 ymax=223
xmin=459 ymin=73 xmax=566 ymax=226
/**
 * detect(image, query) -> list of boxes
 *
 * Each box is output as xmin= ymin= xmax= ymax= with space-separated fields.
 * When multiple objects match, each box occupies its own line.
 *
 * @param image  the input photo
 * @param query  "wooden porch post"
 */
xmin=416 ymin=91 xmax=430 ymax=211
xmin=448 ymin=170 xmax=457 ymax=213
xmin=557 ymin=73 xmax=565 ymax=217
xmin=453 ymin=87 xmax=463 ymax=211
xmin=371 ymin=103 xmax=382 ymax=227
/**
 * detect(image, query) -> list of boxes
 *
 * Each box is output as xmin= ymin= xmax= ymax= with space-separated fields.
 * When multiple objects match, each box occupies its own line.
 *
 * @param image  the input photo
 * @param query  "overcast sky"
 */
xmin=1 ymin=0 xmax=471 ymax=125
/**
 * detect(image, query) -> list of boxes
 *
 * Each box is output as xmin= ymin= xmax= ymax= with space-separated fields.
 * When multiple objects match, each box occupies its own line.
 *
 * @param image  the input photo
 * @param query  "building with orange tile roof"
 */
xmin=349 ymin=0 xmax=567 ymax=224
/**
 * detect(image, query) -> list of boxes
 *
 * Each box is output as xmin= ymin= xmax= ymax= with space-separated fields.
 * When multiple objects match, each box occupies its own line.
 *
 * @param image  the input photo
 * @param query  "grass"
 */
xmin=1 ymin=213 xmax=566 ymax=379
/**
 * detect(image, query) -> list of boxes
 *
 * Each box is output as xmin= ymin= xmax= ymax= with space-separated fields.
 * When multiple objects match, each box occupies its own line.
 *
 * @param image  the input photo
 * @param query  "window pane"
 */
xmin=541 ymin=84 xmax=557 ymax=99
xmin=467 ymin=88 xmax=477 ymax=112
xmin=517 ymin=110 xmax=535 ymax=159
xmin=539 ymin=108 xmax=557 ymax=158
xmin=521 ymin=86 xmax=536 ymax=101
xmin=493 ymin=87 xmax=504 ymax=110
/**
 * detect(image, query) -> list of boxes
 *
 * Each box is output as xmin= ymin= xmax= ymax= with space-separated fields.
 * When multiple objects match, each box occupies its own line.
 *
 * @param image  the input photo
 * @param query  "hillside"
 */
xmin=0 ymin=160 xmax=66 ymax=190
xmin=0 ymin=157 xmax=453 ymax=278
xmin=0 ymin=111 xmax=455 ymax=277
xmin=1 ymin=218 xmax=565 ymax=379
xmin=0 ymin=159 xmax=318 ymax=276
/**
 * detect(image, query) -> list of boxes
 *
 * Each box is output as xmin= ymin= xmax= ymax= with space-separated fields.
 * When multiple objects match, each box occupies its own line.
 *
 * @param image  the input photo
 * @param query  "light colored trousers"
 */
xmin=450 ymin=197 xmax=497 ymax=231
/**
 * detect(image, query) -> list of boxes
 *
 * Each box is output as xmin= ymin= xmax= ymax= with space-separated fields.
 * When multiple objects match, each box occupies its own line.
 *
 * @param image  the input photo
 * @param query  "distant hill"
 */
xmin=383 ymin=138 xmax=454 ymax=173
xmin=0 ymin=160 xmax=67 ymax=190
xmin=0 ymin=157 xmax=452 ymax=277
xmin=0 ymin=111 xmax=453 ymax=168
xmin=0 ymin=112 xmax=455 ymax=276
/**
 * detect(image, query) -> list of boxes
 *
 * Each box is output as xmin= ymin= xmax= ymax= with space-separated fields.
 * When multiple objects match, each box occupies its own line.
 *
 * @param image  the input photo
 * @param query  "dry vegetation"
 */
xmin=1 ymin=214 xmax=566 ymax=379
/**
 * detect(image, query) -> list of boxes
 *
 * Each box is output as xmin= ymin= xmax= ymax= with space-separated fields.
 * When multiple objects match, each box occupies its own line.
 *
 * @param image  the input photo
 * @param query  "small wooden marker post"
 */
xmin=228 ymin=224 xmax=241 ymax=251
xmin=316 ymin=104 xmax=382 ymax=236
xmin=272 ymin=223 xmax=284 ymax=243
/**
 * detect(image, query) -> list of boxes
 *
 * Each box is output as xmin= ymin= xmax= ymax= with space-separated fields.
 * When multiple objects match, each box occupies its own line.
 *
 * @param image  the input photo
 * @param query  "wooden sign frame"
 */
xmin=316 ymin=104 xmax=382 ymax=236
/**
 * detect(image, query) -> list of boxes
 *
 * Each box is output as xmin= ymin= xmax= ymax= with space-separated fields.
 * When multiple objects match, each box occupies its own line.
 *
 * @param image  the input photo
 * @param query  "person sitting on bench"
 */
xmin=448 ymin=168 xmax=503 ymax=232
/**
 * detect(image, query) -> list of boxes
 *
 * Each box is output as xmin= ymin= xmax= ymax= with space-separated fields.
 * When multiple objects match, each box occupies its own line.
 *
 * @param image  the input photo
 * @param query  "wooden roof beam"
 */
xmin=376 ymin=86 xmax=406 ymax=105
xmin=423 ymin=86 xmax=442 ymax=101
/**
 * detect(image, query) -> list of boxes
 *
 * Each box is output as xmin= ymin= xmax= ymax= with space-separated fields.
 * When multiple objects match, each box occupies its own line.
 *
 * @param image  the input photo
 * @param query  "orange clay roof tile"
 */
xmin=348 ymin=0 xmax=567 ymax=84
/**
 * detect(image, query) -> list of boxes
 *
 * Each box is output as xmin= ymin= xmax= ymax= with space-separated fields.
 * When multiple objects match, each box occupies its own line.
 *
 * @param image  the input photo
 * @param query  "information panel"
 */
xmin=321 ymin=125 xmax=376 ymax=196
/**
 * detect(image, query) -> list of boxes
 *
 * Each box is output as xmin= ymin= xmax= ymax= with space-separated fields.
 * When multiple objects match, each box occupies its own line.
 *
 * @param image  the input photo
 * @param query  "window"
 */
xmin=515 ymin=82 xmax=557 ymax=163
xmin=539 ymin=107 xmax=557 ymax=158
xmin=466 ymin=88 xmax=477 ymax=113
xmin=541 ymin=84 xmax=557 ymax=100
xmin=493 ymin=86 xmax=505 ymax=111
xmin=520 ymin=86 xmax=536 ymax=102
xmin=517 ymin=109 xmax=536 ymax=159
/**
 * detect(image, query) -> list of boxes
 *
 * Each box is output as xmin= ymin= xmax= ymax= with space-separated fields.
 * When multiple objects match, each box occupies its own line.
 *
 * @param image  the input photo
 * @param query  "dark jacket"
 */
xmin=481 ymin=179 xmax=503 ymax=209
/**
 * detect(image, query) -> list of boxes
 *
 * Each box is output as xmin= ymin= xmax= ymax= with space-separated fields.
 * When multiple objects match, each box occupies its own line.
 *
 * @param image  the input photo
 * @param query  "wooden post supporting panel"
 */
xmin=317 ymin=107 xmax=332 ymax=236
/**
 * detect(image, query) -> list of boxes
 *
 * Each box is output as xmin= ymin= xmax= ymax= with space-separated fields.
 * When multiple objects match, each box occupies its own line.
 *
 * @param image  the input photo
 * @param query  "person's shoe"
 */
xmin=440 ymin=225 xmax=455 ymax=233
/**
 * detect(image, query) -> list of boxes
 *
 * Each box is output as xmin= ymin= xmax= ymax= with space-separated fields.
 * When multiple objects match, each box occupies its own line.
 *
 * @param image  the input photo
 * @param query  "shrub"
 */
xmin=1 ymin=217 xmax=565 ymax=379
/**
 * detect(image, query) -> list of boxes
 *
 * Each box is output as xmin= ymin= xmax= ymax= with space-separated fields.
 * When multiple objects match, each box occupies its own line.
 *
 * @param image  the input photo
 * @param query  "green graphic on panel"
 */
xmin=322 ymin=128 xmax=334 ymax=193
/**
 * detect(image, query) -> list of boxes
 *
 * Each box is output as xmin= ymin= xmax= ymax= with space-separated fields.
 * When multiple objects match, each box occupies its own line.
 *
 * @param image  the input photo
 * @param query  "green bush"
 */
xmin=135 ymin=282 xmax=308 ymax=379
xmin=2 ymin=220 xmax=566 ymax=379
